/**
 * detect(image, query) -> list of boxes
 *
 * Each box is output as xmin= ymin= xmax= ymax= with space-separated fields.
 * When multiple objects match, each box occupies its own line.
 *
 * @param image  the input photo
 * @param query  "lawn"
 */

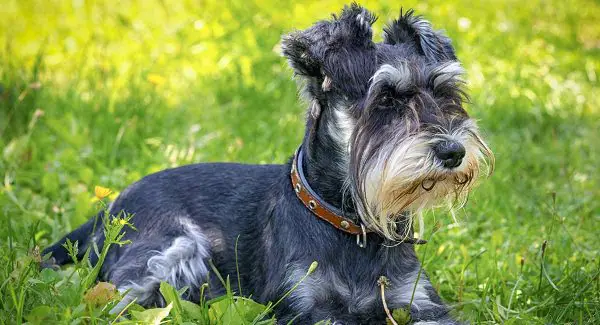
xmin=1 ymin=0 xmax=599 ymax=323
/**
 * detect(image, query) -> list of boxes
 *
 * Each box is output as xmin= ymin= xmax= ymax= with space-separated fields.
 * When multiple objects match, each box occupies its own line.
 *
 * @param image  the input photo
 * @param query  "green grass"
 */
xmin=1 ymin=0 xmax=599 ymax=323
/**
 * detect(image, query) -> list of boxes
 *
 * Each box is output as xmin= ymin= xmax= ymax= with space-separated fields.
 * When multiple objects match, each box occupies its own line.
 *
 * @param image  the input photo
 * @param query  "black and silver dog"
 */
xmin=44 ymin=4 xmax=493 ymax=324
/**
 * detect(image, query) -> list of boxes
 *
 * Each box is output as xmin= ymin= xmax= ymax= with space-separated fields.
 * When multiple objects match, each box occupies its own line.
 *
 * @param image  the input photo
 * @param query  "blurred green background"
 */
xmin=1 ymin=0 xmax=599 ymax=323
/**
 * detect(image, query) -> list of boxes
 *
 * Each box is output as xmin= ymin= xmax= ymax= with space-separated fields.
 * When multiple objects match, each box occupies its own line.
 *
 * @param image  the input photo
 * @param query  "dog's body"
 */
xmin=46 ymin=163 xmax=450 ymax=324
xmin=44 ymin=5 xmax=493 ymax=324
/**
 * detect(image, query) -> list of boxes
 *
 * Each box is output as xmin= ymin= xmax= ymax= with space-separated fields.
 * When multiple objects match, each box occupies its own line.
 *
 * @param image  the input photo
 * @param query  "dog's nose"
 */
xmin=434 ymin=140 xmax=465 ymax=168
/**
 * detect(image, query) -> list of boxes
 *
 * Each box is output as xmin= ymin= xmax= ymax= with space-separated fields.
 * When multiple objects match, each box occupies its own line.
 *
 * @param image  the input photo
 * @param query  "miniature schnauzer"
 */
xmin=44 ymin=4 xmax=493 ymax=324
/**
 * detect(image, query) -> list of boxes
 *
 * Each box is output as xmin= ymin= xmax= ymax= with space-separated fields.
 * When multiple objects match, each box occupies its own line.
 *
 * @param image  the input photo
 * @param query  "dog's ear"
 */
xmin=280 ymin=31 xmax=321 ymax=78
xmin=281 ymin=3 xmax=378 ymax=99
xmin=383 ymin=9 xmax=456 ymax=62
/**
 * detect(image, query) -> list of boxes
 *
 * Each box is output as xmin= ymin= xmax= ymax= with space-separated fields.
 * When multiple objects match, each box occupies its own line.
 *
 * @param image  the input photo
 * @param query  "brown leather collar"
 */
xmin=291 ymin=147 xmax=427 ymax=246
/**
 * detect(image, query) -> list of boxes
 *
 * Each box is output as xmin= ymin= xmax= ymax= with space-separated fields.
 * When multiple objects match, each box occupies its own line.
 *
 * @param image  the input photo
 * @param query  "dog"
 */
xmin=43 ymin=4 xmax=493 ymax=324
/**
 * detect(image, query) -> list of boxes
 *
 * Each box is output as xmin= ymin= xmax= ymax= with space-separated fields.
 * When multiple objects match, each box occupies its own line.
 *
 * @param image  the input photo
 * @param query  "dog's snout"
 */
xmin=434 ymin=140 xmax=466 ymax=168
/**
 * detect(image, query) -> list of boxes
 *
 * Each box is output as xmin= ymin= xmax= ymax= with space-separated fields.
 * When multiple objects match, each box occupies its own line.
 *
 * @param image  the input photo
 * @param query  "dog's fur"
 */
xmin=43 ymin=4 xmax=493 ymax=324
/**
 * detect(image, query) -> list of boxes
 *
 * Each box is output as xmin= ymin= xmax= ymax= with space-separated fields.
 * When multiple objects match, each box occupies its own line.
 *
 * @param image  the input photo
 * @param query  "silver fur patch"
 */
xmin=431 ymin=62 xmax=464 ymax=90
xmin=369 ymin=60 xmax=465 ymax=98
xmin=112 ymin=219 xmax=210 ymax=312
xmin=310 ymin=99 xmax=321 ymax=119
xmin=322 ymin=76 xmax=333 ymax=91
xmin=327 ymin=107 xmax=356 ymax=153
xmin=285 ymin=266 xmax=318 ymax=312
xmin=370 ymin=62 xmax=413 ymax=92
xmin=286 ymin=266 xmax=383 ymax=315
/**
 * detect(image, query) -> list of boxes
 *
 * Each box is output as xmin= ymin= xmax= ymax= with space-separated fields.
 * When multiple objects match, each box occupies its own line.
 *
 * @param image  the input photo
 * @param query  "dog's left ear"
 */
xmin=281 ymin=3 xmax=378 ymax=99
xmin=383 ymin=9 xmax=456 ymax=62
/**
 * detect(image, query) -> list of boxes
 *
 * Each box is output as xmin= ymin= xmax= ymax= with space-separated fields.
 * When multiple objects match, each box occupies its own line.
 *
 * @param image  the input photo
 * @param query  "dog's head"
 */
xmin=282 ymin=4 xmax=494 ymax=241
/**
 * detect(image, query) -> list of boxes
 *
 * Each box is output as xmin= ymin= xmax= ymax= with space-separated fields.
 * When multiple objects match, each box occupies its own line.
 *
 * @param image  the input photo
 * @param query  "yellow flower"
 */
xmin=147 ymin=73 xmax=166 ymax=86
xmin=119 ymin=219 xmax=127 ymax=225
xmin=94 ymin=186 xmax=112 ymax=200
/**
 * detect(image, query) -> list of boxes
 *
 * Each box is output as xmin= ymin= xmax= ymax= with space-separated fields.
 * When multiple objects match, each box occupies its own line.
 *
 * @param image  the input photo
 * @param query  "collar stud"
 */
xmin=340 ymin=220 xmax=350 ymax=229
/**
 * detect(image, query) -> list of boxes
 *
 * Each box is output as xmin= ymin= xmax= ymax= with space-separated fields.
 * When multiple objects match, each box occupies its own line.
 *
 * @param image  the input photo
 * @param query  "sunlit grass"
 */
xmin=1 ymin=0 xmax=599 ymax=323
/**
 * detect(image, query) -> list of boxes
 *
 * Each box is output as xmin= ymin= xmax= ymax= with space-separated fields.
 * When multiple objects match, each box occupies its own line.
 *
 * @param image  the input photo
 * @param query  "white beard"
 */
xmin=352 ymin=119 xmax=494 ymax=241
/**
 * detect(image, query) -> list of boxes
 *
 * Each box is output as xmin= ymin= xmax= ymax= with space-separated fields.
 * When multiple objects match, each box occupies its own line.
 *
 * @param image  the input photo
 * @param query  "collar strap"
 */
xmin=290 ymin=147 xmax=427 ymax=246
xmin=291 ymin=148 xmax=367 ymax=236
